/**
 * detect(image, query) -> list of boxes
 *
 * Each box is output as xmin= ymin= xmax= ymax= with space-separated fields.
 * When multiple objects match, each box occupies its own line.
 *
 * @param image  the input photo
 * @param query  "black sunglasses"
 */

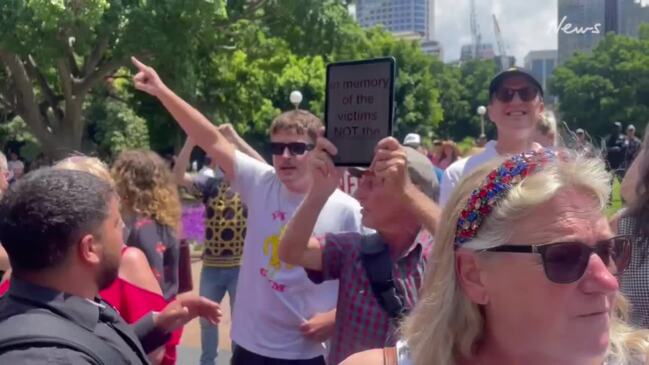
xmin=483 ymin=235 xmax=632 ymax=284
xmin=269 ymin=142 xmax=314 ymax=156
xmin=494 ymin=86 xmax=540 ymax=103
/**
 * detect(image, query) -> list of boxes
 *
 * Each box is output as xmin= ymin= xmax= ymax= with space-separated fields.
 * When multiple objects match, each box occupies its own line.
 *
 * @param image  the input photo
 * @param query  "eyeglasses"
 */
xmin=494 ymin=86 xmax=540 ymax=103
xmin=483 ymin=235 xmax=632 ymax=284
xmin=269 ymin=142 xmax=314 ymax=156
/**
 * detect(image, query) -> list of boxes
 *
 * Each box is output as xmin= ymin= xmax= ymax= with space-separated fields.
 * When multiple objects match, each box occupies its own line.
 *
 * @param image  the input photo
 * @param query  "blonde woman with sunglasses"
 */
xmin=344 ymin=149 xmax=649 ymax=365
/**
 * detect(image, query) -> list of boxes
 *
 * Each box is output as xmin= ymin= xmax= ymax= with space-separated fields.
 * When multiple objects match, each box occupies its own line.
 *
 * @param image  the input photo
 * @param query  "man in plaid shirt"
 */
xmin=279 ymin=134 xmax=440 ymax=365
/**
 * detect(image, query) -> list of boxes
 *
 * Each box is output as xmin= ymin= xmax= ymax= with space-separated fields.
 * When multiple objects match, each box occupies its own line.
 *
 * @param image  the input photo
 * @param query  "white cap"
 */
xmin=627 ymin=124 xmax=636 ymax=131
xmin=403 ymin=133 xmax=421 ymax=147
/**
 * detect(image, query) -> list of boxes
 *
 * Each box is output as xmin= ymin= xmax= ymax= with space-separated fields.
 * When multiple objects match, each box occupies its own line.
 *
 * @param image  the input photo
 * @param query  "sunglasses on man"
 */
xmin=483 ymin=235 xmax=632 ymax=284
xmin=269 ymin=142 xmax=315 ymax=156
xmin=493 ymin=86 xmax=540 ymax=103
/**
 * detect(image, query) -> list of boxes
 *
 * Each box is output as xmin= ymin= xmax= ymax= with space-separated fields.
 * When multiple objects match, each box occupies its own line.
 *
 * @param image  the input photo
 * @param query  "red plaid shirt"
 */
xmin=306 ymin=230 xmax=431 ymax=365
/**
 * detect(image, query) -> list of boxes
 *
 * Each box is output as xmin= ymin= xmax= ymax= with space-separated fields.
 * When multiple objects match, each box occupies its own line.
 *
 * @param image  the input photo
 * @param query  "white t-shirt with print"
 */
xmin=439 ymin=140 xmax=499 ymax=207
xmin=230 ymin=151 xmax=363 ymax=360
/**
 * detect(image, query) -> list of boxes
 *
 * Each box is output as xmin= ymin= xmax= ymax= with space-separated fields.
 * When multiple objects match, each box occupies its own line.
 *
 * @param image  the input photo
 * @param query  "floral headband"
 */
xmin=454 ymin=149 xmax=557 ymax=247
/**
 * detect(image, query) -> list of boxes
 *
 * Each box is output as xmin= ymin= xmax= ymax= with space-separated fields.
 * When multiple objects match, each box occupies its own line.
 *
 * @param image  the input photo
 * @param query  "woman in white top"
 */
xmin=343 ymin=149 xmax=649 ymax=365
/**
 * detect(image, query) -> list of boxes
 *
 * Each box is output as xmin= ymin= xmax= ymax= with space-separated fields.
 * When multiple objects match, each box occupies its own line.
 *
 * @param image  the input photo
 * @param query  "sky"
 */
xmin=435 ymin=0 xmax=558 ymax=64
xmin=434 ymin=0 xmax=649 ymax=64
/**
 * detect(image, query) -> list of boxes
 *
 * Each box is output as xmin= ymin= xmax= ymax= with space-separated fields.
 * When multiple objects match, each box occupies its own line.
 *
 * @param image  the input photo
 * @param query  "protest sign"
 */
xmin=325 ymin=57 xmax=395 ymax=166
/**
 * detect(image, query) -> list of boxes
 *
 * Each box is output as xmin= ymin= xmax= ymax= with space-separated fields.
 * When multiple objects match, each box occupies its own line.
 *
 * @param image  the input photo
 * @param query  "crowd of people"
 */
xmin=0 ymin=58 xmax=647 ymax=365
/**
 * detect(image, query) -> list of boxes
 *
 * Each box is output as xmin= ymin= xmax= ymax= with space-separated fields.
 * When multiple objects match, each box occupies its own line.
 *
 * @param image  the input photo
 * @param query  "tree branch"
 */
xmin=75 ymin=57 xmax=126 ymax=95
xmin=216 ymin=0 xmax=268 ymax=29
xmin=0 ymin=50 xmax=54 ymax=144
xmin=57 ymin=58 xmax=74 ymax=101
xmin=83 ymin=34 xmax=110 ymax=76
xmin=59 ymin=31 xmax=81 ymax=77
xmin=25 ymin=55 xmax=64 ymax=123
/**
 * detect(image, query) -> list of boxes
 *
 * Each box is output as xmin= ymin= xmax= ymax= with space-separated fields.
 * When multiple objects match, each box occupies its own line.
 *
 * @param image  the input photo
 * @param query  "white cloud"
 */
xmin=435 ymin=0 xmax=558 ymax=64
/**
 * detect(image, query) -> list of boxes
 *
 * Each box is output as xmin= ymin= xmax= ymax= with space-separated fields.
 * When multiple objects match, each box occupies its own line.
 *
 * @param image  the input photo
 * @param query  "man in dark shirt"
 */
xmin=624 ymin=124 xmax=642 ymax=173
xmin=0 ymin=168 xmax=221 ymax=364
xmin=605 ymin=122 xmax=627 ymax=179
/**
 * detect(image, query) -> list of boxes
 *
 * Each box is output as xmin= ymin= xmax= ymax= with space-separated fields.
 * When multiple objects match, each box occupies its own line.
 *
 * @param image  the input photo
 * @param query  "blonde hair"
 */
xmin=402 ymin=151 xmax=649 ymax=365
xmin=55 ymin=155 xmax=114 ymax=185
xmin=536 ymin=111 xmax=558 ymax=146
xmin=111 ymin=150 xmax=181 ymax=232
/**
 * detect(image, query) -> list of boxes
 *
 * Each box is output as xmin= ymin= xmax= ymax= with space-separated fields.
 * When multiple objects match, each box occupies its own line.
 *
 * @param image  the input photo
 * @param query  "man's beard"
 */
xmin=97 ymin=255 xmax=120 ymax=291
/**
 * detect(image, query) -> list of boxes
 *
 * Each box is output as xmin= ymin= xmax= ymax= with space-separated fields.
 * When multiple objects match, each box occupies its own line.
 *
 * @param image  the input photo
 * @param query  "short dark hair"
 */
xmin=0 ymin=168 xmax=115 ymax=272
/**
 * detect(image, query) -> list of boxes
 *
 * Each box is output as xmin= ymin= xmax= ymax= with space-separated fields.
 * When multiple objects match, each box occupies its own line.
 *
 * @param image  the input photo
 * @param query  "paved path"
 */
xmin=177 ymin=260 xmax=232 ymax=364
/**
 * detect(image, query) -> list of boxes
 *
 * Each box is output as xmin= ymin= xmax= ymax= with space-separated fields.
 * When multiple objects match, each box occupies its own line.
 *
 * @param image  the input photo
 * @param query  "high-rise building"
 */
xmin=460 ymin=43 xmax=496 ymax=62
xmin=558 ymin=0 xmax=649 ymax=64
xmin=356 ymin=0 xmax=434 ymax=40
xmin=355 ymin=0 xmax=441 ymax=57
xmin=557 ymin=0 xmax=606 ymax=64
xmin=524 ymin=50 xmax=558 ymax=96
xmin=619 ymin=0 xmax=649 ymax=37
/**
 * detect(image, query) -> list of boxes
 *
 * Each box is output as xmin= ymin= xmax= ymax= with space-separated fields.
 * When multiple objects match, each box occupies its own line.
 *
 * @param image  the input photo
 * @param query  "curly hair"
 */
xmin=111 ymin=150 xmax=181 ymax=231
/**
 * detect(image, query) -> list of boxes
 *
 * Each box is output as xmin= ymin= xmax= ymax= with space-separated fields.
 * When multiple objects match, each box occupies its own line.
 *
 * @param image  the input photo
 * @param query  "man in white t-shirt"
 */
xmin=439 ymin=67 xmax=545 ymax=206
xmin=7 ymin=152 xmax=24 ymax=182
xmin=132 ymin=58 xmax=363 ymax=365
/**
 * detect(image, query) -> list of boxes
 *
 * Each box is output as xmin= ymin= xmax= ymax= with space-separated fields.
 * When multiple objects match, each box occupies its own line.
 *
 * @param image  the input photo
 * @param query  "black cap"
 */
xmin=489 ymin=67 xmax=544 ymax=98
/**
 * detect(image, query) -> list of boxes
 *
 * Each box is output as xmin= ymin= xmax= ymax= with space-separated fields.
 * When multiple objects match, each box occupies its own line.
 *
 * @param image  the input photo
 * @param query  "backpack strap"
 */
xmin=0 ymin=310 xmax=129 ymax=365
xmin=360 ymin=233 xmax=407 ymax=321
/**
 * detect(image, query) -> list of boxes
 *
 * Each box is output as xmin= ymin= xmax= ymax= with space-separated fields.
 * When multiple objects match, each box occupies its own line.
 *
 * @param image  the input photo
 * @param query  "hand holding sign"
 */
xmin=325 ymin=58 xmax=395 ymax=166
xmin=308 ymin=129 xmax=341 ymax=199
xmin=371 ymin=137 xmax=412 ymax=198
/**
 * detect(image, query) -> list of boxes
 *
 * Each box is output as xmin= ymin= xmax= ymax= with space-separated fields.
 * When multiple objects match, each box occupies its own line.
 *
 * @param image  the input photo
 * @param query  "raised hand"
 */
xmin=308 ymin=129 xmax=342 ymax=199
xmin=131 ymin=57 xmax=167 ymax=97
xmin=371 ymin=137 xmax=412 ymax=196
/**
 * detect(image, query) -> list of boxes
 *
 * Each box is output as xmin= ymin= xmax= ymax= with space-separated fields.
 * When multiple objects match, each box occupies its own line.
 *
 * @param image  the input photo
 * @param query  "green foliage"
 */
xmin=0 ymin=116 xmax=39 ymax=146
xmin=95 ymin=100 xmax=150 ymax=159
xmin=550 ymin=30 xmax=649 ymax=138
xmin=357 ymin=29 xmax=443 ymax=141
xmin=435 ymin=59 xmax=498 ymax=140
xmin=85 ymin=83 xmax=150 ymax=159
xmin=0 ymin=116 xmax=40 ymax=161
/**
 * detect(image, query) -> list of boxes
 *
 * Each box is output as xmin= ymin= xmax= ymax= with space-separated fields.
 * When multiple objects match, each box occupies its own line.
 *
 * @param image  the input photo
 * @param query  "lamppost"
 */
xmin=477 ymin=105 xmax=487 ymax=136
xmin=290 ymin=90 xmax=303 ymax=110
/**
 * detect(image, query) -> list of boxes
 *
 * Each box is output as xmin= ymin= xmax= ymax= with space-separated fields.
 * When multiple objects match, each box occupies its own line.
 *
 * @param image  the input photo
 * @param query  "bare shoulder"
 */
xmin=121 ymin=246 xmax=150 ymax=268
xmin=340 ymin=348 xmax=385 ymax=365
xmin=119 ymin=247 xmax=162 ymax=295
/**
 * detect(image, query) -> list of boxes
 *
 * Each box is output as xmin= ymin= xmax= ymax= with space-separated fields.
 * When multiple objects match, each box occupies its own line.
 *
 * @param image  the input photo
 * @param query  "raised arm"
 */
xmin=131 ymin=57 xmax=236 ymax=181
xmin=172 ymin=138 xmax=196 ymax=189
xmin=278 ymin=132 xmax=340 ymax=271
xmin=373 ymin=137 xmax=441 ymax=235
xmin=218 ymin=124 xmax=267 ymax=164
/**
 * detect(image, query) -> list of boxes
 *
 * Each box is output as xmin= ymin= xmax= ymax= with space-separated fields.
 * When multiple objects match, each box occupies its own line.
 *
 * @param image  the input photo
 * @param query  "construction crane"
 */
xmin=492 ymin=14 xmax=511 ymax=70
xmin=469 ymin=0 xmax=482 ymax=59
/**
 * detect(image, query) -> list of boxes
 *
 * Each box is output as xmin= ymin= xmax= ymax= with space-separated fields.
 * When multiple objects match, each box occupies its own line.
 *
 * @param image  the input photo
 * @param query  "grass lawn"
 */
xmin=607 ymin=178 xmax=623 ymax=217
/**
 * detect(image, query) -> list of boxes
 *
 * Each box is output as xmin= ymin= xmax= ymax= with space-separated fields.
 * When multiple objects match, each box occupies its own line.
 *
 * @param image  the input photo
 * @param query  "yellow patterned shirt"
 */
xmin=193 ymin=177 xmax=246 ymax=268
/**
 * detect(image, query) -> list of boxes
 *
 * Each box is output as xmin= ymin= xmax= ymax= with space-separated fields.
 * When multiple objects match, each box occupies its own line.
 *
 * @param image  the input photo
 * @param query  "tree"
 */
xmin=0 ymin=0 xmax=264 ymax=158
xmin=550 ymin=26 xmax=649 ymax=138
xmin=434 ymin=59 xmax=497 ymax=140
